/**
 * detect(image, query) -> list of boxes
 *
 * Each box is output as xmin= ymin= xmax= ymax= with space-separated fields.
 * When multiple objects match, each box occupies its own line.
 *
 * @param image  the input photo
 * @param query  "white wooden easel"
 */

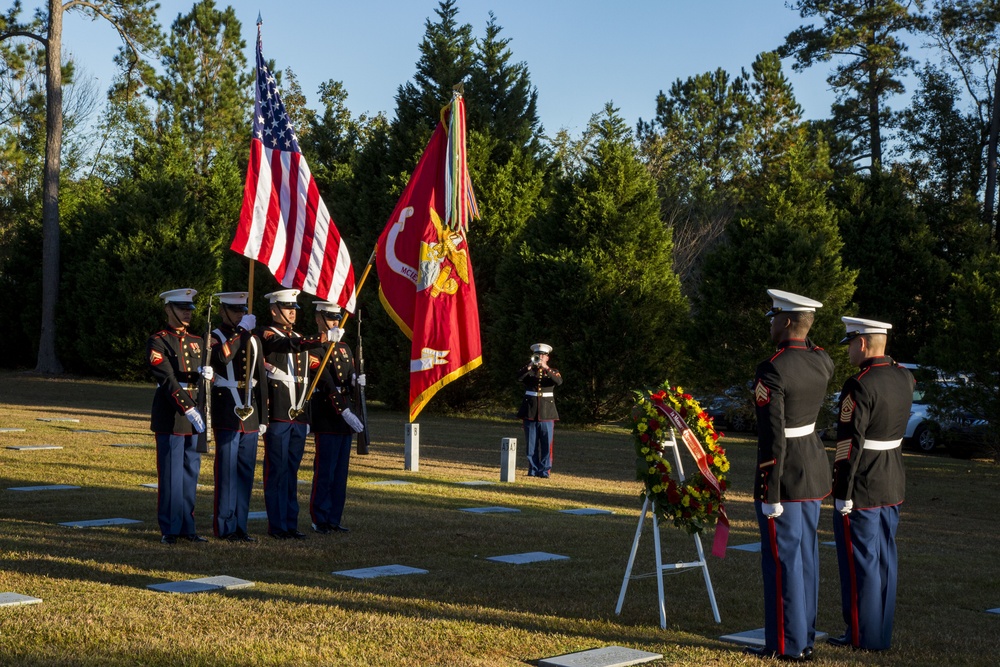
xmin=615 ymin=429 xmax=721 ymax=628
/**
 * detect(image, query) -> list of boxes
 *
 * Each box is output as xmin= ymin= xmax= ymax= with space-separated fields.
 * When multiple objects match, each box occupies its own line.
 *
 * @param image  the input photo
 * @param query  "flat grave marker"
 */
xmin=460 ymin=506 xmax=520 ymax=514
xmin=456 ymin=480 xmax=494 ymax=486
xmin=719 ymin=628 xmax=827 ymax=648
xmin=0 ymin=428 xmax=26 ymax=433
xmin=148 ymin=576 xmax=254 ymax=594
xmin=333 ymin=564 xmax=428 ymax=579
xmin=36 ymin=418 xmax=80 ymax=423
xmin=139 ymin=483 xmax=208 ymax=489
xmin=0 ymin=593 xmax=43 ymax=608
xmin=6 ymin=445 xmax=62 ymax=451
xmin=728 ymin=542 xmax=761 ymax=553
xmin=987 ymin=608 xmax=1000 ymax=615
xmin=59 ymin=518 xmax=142 ymax=528
xmin=539 ymin=646 xmax=662 ymax=667
xmin=72 ymin=429 xmax=111 ymax=434
xmin=486 ymin=552 xmax=569 ymax=565
xmin=248 ymin=511 xmax=268 ymax=520
xmin=367 ymin=480 xmax=413 ymax=486
xmin=8 ymin=485 xmax=81 ymax=492
xmin=560 ymin=508 xmax=613 ymax=516
xmin=109 ymin=443 xmax=150 ymax=448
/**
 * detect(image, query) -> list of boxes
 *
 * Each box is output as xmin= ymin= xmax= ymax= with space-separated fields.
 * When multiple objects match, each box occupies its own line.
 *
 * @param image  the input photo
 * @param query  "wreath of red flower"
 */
xmin=632 ymin=380 xmax=730 ymax=535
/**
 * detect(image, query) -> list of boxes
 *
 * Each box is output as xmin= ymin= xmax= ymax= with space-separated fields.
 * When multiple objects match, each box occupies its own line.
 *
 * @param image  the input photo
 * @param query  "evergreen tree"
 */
xmin=696 ymin=129 xmax=856 ymax=393
xmin=0 ymin=0 xmax=161 ymax=373
xmin=152 ymin=0 xmax=249 ymax=176
xmin=496 ymin=104 xmax=688 ymax=422
xmin=637 ymin=67 xmax=751 ymax=296
xmin=781 ymin=0 xmax=920 ymax=170
xmin=833 ymin=170 xmax=947 ymax=361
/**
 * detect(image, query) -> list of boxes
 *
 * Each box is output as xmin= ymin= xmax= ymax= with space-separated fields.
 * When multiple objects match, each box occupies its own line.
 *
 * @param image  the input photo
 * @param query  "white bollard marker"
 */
xmin=404 ymin=423 xmax=420 ymax=471
xmin=500 ymin=437 xmax=517 ymax=482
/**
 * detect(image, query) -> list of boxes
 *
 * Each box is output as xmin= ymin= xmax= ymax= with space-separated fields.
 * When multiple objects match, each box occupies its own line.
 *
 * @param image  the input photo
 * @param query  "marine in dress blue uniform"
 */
xmin=257 ymin=289 xmax=335 ymax=539
xmin=209 ymin=292 xmax=267 ymax=542
xmin=749 ymin=289 xmax=835 ymax=662
xmin=516 ymin=343 xmax=562 ymax=478
xmin=829 ymin=317 xmax=913 ymax=652
xmin=147 ymin=288 xmax=211 ymax=544
xmin=307 ymin=302 xmax=366 ymax=534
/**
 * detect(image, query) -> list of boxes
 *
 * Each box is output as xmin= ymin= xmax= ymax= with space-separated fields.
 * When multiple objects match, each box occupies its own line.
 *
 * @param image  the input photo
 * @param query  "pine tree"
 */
xmin=0 ymin=0 xmax=161 ymax=373
xmin=696 ymin=129 xmax=856 ymax=393
xmin=781 ymin=0 xmax=920 ymax=170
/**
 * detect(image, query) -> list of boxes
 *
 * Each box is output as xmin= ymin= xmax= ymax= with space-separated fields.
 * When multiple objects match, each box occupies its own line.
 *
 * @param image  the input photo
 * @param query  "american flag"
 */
xmin=231 ymin=24 xmax=356 ymax=312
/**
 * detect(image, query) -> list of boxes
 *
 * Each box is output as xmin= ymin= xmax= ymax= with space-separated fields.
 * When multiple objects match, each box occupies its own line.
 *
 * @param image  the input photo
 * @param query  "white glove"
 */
xmin=238 ymin=314 xmax=256 ymax=331
xmin=341 ymin=408 xmax=365 ymax=433
xmin=306 ymin=424 xmax=311 ymax=435
xmin=762 ymin=502 xmax=784 ymax=519
xmin=356 ymin=373 xmax=366 ymax=387
xmin=327 ymin=327 xmax=344 ymax=343
xmin=835 ymin=498 xmax=854 ymax=515
xmin=259 ymin=424 xmax=267 ymax=435
xmin=198 ymin=366 xmax=214 ymax=382
xmin=184 ymin=408 xmax=205 ymax=434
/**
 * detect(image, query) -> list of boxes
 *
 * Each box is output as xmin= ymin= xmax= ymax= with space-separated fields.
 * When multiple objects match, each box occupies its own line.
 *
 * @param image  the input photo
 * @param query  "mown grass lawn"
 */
xmin=1 ymin=371 xmax=998 ymax=666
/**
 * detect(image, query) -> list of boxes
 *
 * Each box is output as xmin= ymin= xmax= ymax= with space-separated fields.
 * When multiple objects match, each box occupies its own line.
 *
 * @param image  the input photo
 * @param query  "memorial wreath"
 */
xmin=632 ymin=380 xmax=730 ymax=537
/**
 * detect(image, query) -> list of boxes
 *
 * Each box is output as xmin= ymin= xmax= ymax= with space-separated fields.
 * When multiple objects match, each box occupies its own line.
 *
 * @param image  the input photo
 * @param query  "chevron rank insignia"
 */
xmin=840 ymin=394 xmax=855 ymax=423
xmin=149 ymin=350 xmax=164 ymax=366
xmin=755 ymin=380 xmax=770 ymax=406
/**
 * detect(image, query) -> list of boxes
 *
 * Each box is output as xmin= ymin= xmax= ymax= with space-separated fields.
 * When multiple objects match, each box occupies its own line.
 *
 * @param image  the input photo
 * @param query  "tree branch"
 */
xmin=0 ymin=29 xmax=46 ymax=46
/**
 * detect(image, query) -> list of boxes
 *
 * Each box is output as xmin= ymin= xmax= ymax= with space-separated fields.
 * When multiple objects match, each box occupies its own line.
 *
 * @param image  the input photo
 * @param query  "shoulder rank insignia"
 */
xmin=754 ymin=380 xmax=770 ymax=406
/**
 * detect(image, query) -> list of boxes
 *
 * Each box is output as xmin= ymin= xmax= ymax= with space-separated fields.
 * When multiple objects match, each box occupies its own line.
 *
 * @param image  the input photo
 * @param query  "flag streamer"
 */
xmin=376 ymin=94 xmax=482 ymax=421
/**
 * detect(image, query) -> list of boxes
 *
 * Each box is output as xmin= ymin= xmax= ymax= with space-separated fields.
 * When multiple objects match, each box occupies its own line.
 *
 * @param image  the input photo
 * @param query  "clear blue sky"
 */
xmin=47 ymin=1 xmax=838 ymax=136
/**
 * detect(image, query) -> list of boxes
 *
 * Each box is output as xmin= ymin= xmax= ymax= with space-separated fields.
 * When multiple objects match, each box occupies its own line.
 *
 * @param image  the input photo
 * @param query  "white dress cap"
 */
xmin=840 ymin=316 xmax=892 ymax=343
xmin=313 ymin=300 xmax=342 ymax=315
xmin=214 ymin=291 xmax=248 ymax=306
xmin=264 ymin=289 xmax=301 ymax=305
xmin=530 ymin=343 xmax=553 ymax=354
xmin=765 ymin=288 xmax=823 ymax=317
xmin=159 ymin=288 xmax=197 ymax=306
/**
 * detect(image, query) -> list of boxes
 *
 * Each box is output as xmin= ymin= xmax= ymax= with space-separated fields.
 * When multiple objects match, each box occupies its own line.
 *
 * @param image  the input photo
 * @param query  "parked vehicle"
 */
xmin=899 ymin=364 xmax=992 ymax=456
xmin=705 ymin=386 xmax=756 ymax=433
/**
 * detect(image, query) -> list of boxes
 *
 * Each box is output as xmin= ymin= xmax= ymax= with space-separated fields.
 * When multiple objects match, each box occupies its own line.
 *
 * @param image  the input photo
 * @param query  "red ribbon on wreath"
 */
xmin=652 ymin=396 xmax=730 ymax=558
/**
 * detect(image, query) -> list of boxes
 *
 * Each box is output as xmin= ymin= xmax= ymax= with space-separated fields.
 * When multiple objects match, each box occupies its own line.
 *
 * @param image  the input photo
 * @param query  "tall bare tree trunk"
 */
xmin=36 ymin=0 xmax=63 ymax=374
xmin=984 ymin=67 xmax=1000 ymax=244
xmin=869 ymin=62 xmax=882 ymax=171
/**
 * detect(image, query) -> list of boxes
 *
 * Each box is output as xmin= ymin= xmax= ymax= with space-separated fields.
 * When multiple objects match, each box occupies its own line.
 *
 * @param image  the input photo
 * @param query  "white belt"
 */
xmin=784 ymin=423 xmax=816 ymax=438
xmin=214 ymin=378 xmax=257 ymax=389
xmin=525 ymin=391 xmax=553 ymax=397
xmin=178 ymin=382 xmax=198 ymax=391
xmin=267 ymin=368 xmax=306 ymax=384
xmin=864 ymin=438 xmax=902 ymax=450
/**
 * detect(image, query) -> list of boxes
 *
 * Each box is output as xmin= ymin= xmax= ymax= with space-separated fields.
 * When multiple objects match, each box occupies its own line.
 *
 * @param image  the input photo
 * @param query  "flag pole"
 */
xmin=303 ymin=247 xmax=377 ymax=402
xmin=242 ymin=260 xmax=256 ymax=389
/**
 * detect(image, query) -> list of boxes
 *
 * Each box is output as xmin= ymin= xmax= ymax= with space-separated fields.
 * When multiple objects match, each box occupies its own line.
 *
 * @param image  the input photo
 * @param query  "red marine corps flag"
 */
xmin=231 ymin=20 xmax=356 ymax=312
xmin=376 ymin=91 xmax=482 ymax=421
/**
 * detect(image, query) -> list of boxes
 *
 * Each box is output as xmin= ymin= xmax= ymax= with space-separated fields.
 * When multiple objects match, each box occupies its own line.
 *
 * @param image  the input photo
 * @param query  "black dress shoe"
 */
xmin=241 ymin=534 xmax=258 ymax=542
xmin=332 ymin=524 xmax=350 ymax=533
xmin=311 ymin=523 xmax=331 ymax=534
xmin=802 ymin=646 xmax=813 ymax=661
xmin=827 ymin=634 xmax=851 ymax=647
xmin=160 ymin=535 xmax=177 ymax=545
xmin=743 ymin=646 xmax=809 ymax=662
xmin=183 ymin=534 xmax=209 ymax=543
xmin=269 ymin=530 xmax=290 ymax=540
xmin=289 ymin=529 xmax=307 ymax=539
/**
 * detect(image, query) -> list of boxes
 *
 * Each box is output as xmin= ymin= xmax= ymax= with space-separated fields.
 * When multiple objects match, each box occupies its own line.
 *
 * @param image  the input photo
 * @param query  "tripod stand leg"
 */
xmin=615 ymin=495 xmax=650 ymax=615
